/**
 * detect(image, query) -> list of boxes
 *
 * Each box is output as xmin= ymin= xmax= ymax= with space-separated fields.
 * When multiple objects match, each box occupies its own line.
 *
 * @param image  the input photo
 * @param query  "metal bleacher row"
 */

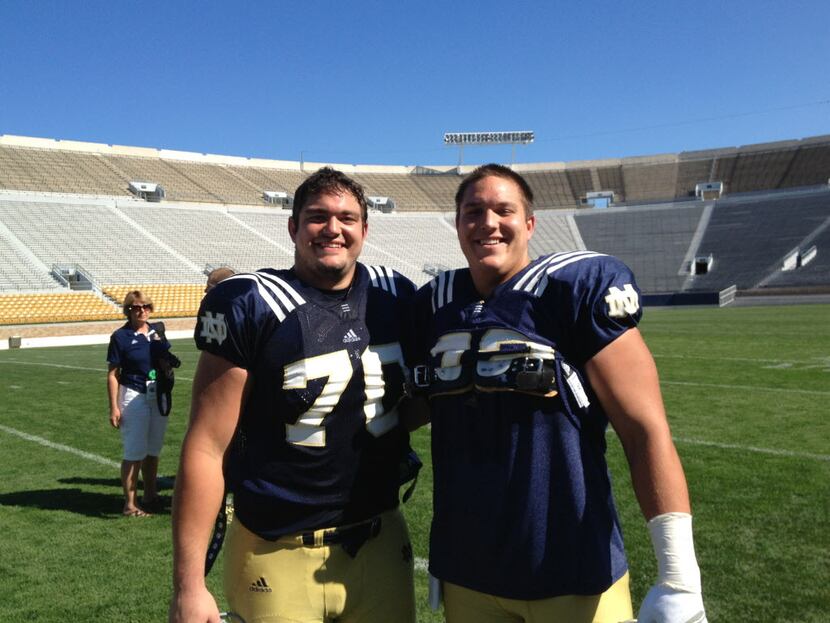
xmin=683 ymin=191 xmax=830 ymax=292
xmin=0 ymin=133 xmax=828 ymax=325
xmin=576 ymin=202 xmax=706 ymax=293
xmin=0 ymin=193 xmax=479 ymax=323
xmin=2 ymin=134 xmax=830 ymax=210
xmin=2 ymin=187 xmax=828 ymax=325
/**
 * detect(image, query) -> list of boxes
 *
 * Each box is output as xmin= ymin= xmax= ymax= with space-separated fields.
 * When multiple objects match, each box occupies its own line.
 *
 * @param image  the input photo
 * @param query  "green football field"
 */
xmin=0 ymin=304 xmax=828 ymax=622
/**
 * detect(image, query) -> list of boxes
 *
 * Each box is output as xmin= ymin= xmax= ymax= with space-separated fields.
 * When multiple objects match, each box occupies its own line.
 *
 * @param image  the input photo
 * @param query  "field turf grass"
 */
xmin=0 ymin=304 xmax=828 ymax=622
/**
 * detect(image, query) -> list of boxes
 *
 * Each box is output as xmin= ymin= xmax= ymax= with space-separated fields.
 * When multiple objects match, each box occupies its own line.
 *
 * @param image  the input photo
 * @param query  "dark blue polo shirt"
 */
xmin=107 ymin=323 xmax=169 ymax=393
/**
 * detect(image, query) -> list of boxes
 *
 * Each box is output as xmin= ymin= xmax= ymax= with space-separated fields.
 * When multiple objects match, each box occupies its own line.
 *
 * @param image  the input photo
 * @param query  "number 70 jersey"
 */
xmin=194 ymin=263 xmax=415 ymax=540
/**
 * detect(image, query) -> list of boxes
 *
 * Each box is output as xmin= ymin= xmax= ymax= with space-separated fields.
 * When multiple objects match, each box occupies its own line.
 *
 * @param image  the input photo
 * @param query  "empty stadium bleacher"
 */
xmin=102 ymin=284 xmax=206 ymax=318
xmin=0 ymin=291 xmax=121 ymax=325
xmin=684 ymin=190 xmax=830 ymax=291
xmin=764 ymin=222 xmax=830 ymax=289
xmin=576 ymin=202 xmax=705 ymax=293
xmin=0 ymin=133 xmax=828 ymax=325
xmin=3 ymin=134 xmax=828 ymax=211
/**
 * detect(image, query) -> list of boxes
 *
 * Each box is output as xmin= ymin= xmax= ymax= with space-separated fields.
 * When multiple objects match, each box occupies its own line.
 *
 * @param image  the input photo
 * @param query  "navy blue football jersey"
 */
xmin=414 ymin=251 xmax=643 ymax=600
xmin=194 ymin=263 xmax=415 ymax=539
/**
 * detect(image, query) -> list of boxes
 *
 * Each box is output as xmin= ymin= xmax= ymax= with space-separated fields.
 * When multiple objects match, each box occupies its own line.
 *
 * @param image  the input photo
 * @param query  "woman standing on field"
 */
xmin=106 ymin=290 xmax=174 ymax=517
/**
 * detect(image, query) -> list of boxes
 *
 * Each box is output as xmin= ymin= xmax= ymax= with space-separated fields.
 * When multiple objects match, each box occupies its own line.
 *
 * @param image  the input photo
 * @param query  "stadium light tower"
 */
xmin=443 ymin=130 xmax=534 ymax=167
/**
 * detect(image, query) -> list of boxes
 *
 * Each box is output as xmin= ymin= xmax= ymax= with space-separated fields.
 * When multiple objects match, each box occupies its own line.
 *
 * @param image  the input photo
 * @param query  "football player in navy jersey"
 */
xmin=413 ymin=164 xmax=707 ymax=623
xmin=169 ymin=168 xmax=417 ymax=623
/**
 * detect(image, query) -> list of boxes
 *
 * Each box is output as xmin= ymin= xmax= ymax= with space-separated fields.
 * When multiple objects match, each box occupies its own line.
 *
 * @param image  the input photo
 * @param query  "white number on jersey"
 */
xmin=282 ymin=344 xmax=407 ymax=447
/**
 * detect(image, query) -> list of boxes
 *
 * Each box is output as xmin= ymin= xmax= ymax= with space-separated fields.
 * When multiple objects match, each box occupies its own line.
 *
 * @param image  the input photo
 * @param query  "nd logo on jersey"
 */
xmin=604 ymin=284 xmax=639 ymax=318
xmin=200 ymin=311 xmax=228 ymax=345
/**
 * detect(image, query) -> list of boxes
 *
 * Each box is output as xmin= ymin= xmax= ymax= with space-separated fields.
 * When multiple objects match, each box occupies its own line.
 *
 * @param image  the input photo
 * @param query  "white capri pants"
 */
xmin=118 ymin=385 xmax=168 ymax=461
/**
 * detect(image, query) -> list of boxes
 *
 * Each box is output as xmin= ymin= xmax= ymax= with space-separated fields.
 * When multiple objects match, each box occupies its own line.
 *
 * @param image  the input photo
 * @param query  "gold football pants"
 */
xmin=223 ymin=508 xmax=416 ymax=623
xmin=443 ymin=571 xmax=633 ymax=623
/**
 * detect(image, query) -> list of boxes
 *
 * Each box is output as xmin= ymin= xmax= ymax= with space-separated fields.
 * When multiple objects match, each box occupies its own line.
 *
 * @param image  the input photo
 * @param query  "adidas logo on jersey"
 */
xmin=342 ymin=329 xmax=361 ymax=343
xmin=249 ymin=577 xmax=272 ymax=593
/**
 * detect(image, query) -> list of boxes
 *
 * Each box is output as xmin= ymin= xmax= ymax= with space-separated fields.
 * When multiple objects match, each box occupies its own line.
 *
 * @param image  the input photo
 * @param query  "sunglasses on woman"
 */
xmin=129 ymin=304 xmax=152 ymax=312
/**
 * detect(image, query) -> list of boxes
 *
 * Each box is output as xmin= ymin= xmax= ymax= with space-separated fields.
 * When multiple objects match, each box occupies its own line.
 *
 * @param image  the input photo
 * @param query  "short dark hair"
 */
xmin=292 ymin=167 xmax=369 ymax=223
xmin=454 ymin=163 xmax=534 ymax=218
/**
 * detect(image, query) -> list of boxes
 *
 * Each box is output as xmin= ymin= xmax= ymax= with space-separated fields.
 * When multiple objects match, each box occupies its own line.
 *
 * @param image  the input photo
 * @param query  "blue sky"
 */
xmin=1 ymin=1 xmax=828 ymax=166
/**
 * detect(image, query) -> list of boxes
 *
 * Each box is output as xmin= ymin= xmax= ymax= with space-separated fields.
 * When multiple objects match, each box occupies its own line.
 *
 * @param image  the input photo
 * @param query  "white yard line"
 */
xmin=653 ymin=353 xmax=824 ymax=364
xmin=672 ymin=436 xmax=830 ymax=462
xmin=0 ymin=421 xmax=432 ymax=572
xmin=0 ymin=424 xmax=120 ymax=468
xmin=7 ymin=358 xmax=828 ymax=396
xmin=0 ymin=359 xmax=195 ymax=382
xmin=661 ymin=380 xmax=830 ymax=396
xmin=0 ymin=360 xmax=106 ymax=373
xmin=2 ymin=422 xmax=826 ymax=580
xmin=4 ymin=361 xmax=828 ymax=464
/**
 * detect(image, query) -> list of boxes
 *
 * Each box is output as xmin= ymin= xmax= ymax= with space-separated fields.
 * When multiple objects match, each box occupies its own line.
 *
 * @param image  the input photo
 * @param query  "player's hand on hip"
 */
xmin=168 ymin=585 xmax=222 ymax=622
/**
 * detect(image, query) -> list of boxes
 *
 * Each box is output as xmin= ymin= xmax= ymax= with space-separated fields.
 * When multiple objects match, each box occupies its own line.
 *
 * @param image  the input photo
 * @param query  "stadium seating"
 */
xmin=521 ymin=170 xmax=578 ymax=208
xmin=621 ymin=161 xmax=678 ymax=203
xmin=0 ymin=144 xmax=127 ymax=195
xmin=0 ymin=291 xmax=121 ymax=325
xmin=0 ymin=232 xmax=62 ymax=292
xmin=685 ymin=191 xmax=830 ymax=291
xmin=0 ymin=134 xmax=828 ymax=326
xmin=0 ymin=198 xmax=201 ymax=284
xmin=3 ymin=135 xmax=827 ymax=212
xmin=411 ymin=173 xmax=460 ymax=211
xmin=674 ymin=155 xmax=715 ymax=198
xmin=765 ymin=224 xmax=830 ymax=288
xmin=103 ymin=284 xmax=206 ymax=318
xmin=529 ymin=211 xmax=585 ymax=257
xmin=779 ymin=142 xmax=830 ymax=189
xmin=352 ymin=173 xmax=438 ymax=211
xmin=576 ymin=202 xmax=705 ymax=293
xmin=115 ymin=203 xmax=295 ymax=274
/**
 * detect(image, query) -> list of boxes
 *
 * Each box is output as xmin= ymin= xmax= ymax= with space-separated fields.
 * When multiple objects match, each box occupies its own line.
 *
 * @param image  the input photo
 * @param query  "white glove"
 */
xmin=637 ymin=512 xmax=707 ymax=623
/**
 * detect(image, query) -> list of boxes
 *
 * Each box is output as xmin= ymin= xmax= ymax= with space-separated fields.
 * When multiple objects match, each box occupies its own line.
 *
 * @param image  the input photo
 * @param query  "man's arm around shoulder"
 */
xmin=169 ymin=352 xmax=249 ymax=623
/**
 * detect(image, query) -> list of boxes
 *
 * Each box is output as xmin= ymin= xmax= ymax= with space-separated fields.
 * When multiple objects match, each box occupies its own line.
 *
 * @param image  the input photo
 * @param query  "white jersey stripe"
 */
xmin=257 ymin=271 xmax=306 ymax=306
xmin=366 ymin=265 xmax=379 ymax=288
xmin=431 ymin=270 xmax=457 ymax=311
xmin=254 ymin=281 xmax=287 ymax=321
xmin=377 ymin=267 xmax=391 ymax=293
xmin=530 ymin=252 xmax=606 ymax=296
xmin=514 ymin=251 xmax=602 ymax=292
xmin=366 ymin=265 xmax=400 ymax=296
xmin=384 ymin=266 xmax=398 ymax=297
xmin=514 ymin=250 xmax=590 ymax=290
xmin=517 ymin=251 xmax=599 ymax=292
xmin=430 ymin=278 xmax=438 ymax=314
xmin=513 ymin=253 xmax=563 ymax=290
xmin=436 ymin=272 xmax=446 ymax=310
xmin=254 ymin=274 xmax=300 ymax=315
xmin=447 ymin=269 xmax=455 ymax=305
xmin=370 ymin=265 xmax=390 ymax=292
xmin=221 ymin=273 xmax=288 ymax=321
